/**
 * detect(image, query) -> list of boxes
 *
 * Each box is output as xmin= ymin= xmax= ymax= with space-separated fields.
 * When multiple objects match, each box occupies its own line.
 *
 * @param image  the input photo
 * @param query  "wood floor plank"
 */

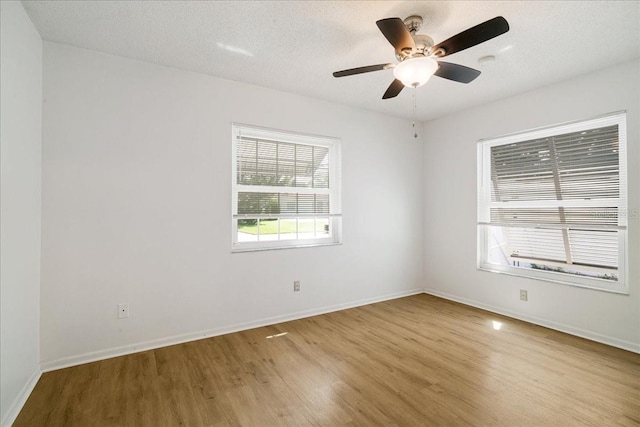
xmin=14 ymin=294 xmax=640 ymax=426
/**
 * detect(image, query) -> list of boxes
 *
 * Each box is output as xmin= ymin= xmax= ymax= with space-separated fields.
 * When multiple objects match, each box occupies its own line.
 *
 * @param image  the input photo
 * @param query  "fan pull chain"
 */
xmin=412 ymin=88 xmax=418 ymax=139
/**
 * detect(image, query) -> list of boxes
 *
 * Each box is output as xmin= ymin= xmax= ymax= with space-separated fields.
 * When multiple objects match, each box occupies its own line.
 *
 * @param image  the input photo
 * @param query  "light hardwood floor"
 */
xmin=14 ymin=294 xmax=640 ymax=426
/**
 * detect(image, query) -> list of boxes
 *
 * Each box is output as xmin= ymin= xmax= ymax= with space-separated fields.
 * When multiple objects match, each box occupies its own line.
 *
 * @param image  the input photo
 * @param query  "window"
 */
xmin=477 ymin=112 xmax=628 ymax=293
xmin=232 ymin=124 xmax=342 ymax=251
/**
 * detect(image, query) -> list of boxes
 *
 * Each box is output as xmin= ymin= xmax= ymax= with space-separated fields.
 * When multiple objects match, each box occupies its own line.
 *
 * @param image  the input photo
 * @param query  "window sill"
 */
xmin=477 ymin=265 xmax=629 ymax=295
xmin=232 ymin=241 xmax=342 ymax=253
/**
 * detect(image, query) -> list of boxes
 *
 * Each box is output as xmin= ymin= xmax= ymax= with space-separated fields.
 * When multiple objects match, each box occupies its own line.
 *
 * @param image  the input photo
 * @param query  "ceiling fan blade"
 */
xmin=333 ymin=63 xmax=394 ymax=78
xmin=434 ymin=61 xmax=481 ymax=83
xmin=376 ymin=18 xmax=416 ymax=54
xmin=432 ymin=16 xmax=509 ymax=57
xmin=382 ymin=79 xmax=404 ymax=99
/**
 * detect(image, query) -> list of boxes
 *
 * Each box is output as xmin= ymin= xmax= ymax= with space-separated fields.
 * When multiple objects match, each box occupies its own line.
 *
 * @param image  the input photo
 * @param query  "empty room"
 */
xmin=1 ymin=1 xmax=639 ymax=425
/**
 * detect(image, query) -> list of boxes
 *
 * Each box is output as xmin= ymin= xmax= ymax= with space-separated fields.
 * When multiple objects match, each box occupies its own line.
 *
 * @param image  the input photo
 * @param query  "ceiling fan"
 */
xmin=333 ymin=15 xmax=510 ymax=99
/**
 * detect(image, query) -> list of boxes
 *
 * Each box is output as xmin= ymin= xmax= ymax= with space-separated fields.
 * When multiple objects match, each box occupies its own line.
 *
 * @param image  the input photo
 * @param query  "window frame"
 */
xmin=231 ymin=123 xmax=342 ymax=252
xmin=477 ymin=112 xmax=628 ymax=294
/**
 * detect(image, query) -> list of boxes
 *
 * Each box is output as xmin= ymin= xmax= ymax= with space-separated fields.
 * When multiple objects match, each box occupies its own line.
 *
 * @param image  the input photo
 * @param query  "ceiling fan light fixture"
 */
xmin=393 ymin=57 xmax=438 ymax=88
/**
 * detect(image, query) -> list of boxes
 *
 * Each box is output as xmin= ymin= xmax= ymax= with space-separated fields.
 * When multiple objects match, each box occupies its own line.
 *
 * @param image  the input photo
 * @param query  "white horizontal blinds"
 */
xmin=237 ymin=193 xmax=330 ymax=216
xmin=490 ymin=125 xmax=619 ymax=203
xmin=504 ymin=228 xmax=618 ymax=268
xmin=569 ymin=229 xmax=618 ymax=267
xmin=487 ymin=119 xmax=622 ymax=271
xmin=491 ymin=137 xmax=559 ymax=201
xmin=236 ymin=138 xmax=329 ymax=189
xmin=233 ymin=125 xmax=338 ymax=220
xmin=489 ymin=207 xmax=618 ymax=228
xmin=553 ymin=126 xmax=619 ymax=200
xmin=505 ymin=228 xmax=568 ymax=262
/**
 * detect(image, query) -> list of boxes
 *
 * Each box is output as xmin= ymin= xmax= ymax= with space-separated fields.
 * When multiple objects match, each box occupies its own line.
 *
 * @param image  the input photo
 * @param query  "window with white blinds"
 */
xmin=477 ymin=112 xmax=628 ymax=293
xmin=232 ymin=124 xmax=342 ymax=251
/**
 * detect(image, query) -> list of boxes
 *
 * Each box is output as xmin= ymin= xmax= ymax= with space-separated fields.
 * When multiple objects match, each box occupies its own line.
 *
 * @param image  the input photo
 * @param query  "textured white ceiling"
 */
xmin=22 ymin=1 xmax=640 ymax=121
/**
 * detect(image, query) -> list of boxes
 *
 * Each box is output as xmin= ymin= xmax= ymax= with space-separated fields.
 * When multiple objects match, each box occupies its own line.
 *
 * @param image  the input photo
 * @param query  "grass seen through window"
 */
xmin=238 ymin=219 xmax=328 ymax=235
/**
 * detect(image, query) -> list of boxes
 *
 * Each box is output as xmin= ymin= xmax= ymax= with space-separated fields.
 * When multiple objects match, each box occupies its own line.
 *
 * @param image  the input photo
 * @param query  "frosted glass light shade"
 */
xmin=393 ymin=57 xmax=438 ymax=88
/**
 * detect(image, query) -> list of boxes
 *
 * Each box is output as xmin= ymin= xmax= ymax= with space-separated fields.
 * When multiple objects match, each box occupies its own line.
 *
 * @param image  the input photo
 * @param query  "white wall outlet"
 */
xmin=293 ymin=281 xmax=300 ymax=292
xmin=118 ymin=303 xmax=129 ymax=318
xmin=520 ymin=289 xmax=528 ymax=301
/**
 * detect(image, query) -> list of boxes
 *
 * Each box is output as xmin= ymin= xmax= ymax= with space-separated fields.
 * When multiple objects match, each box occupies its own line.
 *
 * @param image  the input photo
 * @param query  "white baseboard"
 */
xmin=41 ymin=288 xmax=423 ymax=372
xmin=1 ymin=366 xmax=41 ymax=427
xmin=423 ymin=288 xmax=640 ymax=354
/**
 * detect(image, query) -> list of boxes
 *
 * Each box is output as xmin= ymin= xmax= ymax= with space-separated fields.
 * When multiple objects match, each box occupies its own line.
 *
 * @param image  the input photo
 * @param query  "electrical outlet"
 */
xmin=293 ymin=281 xmax=300 ymax=292
xmin=118 ymin=303 xmax=129 ymax=318
xmin=520 ymin=289 xmax=528 ymax=302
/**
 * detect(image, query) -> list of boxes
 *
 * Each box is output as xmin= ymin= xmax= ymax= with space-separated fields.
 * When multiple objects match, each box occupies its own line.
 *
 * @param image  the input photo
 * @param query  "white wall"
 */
xmin=40 ymin=42 xmax=424 ymax=366
xmin=423 ymin=59 xmax=640 ymax=351
xmin=0 ymin=1 xmax=43 ymax=425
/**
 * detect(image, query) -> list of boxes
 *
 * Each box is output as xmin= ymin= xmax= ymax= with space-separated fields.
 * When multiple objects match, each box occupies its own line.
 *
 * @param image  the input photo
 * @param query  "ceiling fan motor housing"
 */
xmin=395 ymin=16 xmax=435 ymax=61
xmin=396 ymin=33 xmax=435 ymax=61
